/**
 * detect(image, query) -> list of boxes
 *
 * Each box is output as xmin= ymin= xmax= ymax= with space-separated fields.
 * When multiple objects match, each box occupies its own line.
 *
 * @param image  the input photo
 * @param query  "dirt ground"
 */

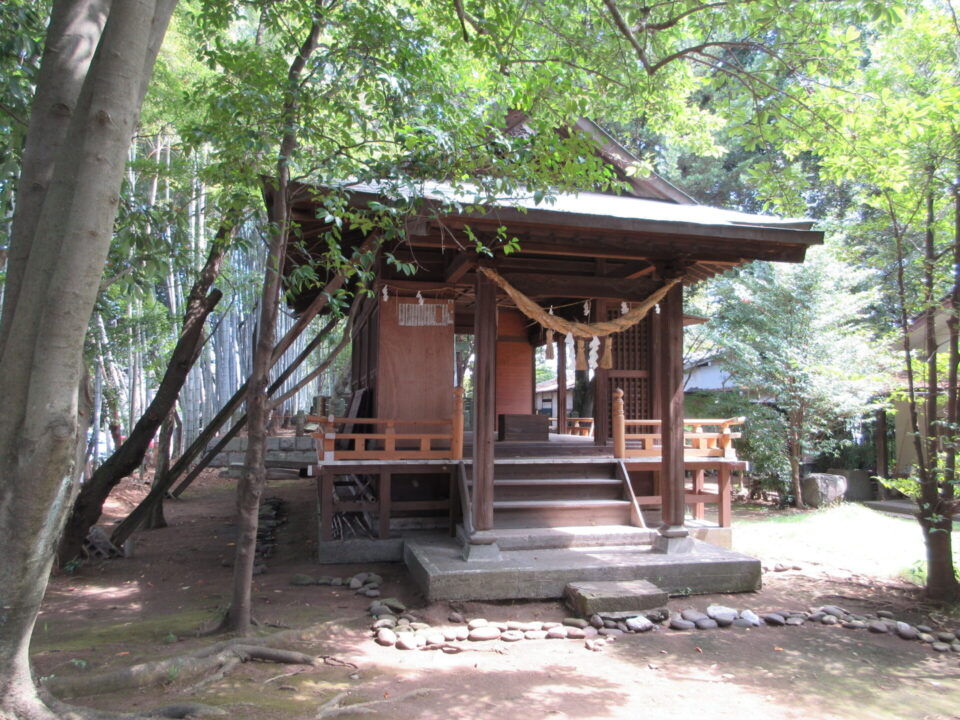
xmin=33 ymin=472 xmax=960 ymax=720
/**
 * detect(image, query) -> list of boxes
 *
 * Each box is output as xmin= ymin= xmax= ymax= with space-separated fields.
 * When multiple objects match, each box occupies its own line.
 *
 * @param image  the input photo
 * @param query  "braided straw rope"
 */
xmin=478 ymin=266 xmax=680 ymax=338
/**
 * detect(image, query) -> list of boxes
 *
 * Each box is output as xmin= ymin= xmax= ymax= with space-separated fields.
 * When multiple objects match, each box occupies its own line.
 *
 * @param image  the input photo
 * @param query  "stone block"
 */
xmin=210 ymin=454 xmax=229 ymax=467
xmin=653 ymin=534 xmax=695 ymax=554
xmin=279 ymin=436 xmax=295 ymax=450
xmin=801 ymin=473 xmax=847 ymax=507
xmin=565 ymin=579 xmax=668 ymax=617
xmin=266 ymin=437 xmax=281 ymax=450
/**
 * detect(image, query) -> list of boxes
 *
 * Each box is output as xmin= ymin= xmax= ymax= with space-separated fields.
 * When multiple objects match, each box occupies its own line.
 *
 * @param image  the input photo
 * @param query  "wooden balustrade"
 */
xmin=309 ymin=387 xmax=466 ymax=462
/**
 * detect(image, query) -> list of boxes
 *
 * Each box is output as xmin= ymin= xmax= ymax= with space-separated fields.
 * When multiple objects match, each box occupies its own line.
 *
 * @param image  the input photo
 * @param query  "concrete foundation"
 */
xmin=404 ymin=534 xmax=761 ymax=601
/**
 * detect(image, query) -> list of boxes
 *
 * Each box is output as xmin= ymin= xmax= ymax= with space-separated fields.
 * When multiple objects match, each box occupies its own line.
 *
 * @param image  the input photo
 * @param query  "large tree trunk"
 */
xmin=0 ymin=2 xmax=177 ymax=717
xmin=57 ymin=235 xmax=230 ymax=564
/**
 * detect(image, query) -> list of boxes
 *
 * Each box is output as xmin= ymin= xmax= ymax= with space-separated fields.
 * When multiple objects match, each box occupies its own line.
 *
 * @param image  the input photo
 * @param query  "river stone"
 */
xmin=547 ymin=626 xmax=569 ymax=639
xmin=877 ymin=610 xmax=895 ymax=619
xmin=349 ymin=577 xmax=364 ymax=590
xmin=376 ymin=628 xmax=397 ymax=646
xmin=820 ymin=616 xmax=837 ymax=626
xmin=364 ymin=589 xmax=381 ymax=598
xmin=582 ymin=626 xmax=599 ymax=638
xmin=563 ymin=617 xmax=589 ymax=629
xmin=380 ymin=597 xmax=406 ymax=613
xmin=589 ymin=614 xmax=604 ymax=629
xmin=732 ymin=618 xmax=756 ymax=629
xmin=919 ymin=633 xmax=936 ymax=644
xmin=820 ymin=605 xmax=846 ymax=618
xmin=917 ymin=624 xmax=933 ymax=633
xmin=585 ymin=639 xmax=603 ymax=652
xmin=525 ymin=630 xmax=548 ymax=640
xmin=501 ymin=630 xmax=525 ymax=642
xmin=455 ymin=627 xmax=469 ymax=641
xmin=448 ymin=611 xmax=465 ymax=624
xmin=740 ymin=610 xmax=762 ymax=627
xmin=784 ymin=617 xmax=804 ymax=626
xmin=506 ymin=621 xmax=526 ymax=631
xmin=566 ymin=627 xmax=587 ymax=639
xmin=896 ymin=622 xmax=918 ymax=640
xmin=367 ymin=573 xmax=383 ymax=585
xmin=808 ymin=612 xmax=826 ymax=623
xmin=410 ymin=622 xmax=431 ymax=631
xmin=932 ymin=642 xmax=951 ymax=652
xmin=602 ymin=619 xmax=618 ymax=629
xmin=493 ymin=622 xmax=509 ymax=632
xmin=617 ymin=621 xmax=630 ymax=633
xmin=415 ymin=634 xmax=427 ymax=647
xmin=952 ymin=643 xmax=960 ymax=653
xmin=396 ymin=617 xmax=410 ymax=627
xmin=599 ymin=627 xmax=624 ymax=637
xmin=469 ymin=625 xmax=501 ymax=641
xmin=681 ymin=609 xmax=708 ymax=623
xmin=670 ymin=618 xmax=696 ymax=631
xmin=468 ymin=618 xmax=489 ymax=630
xmin=522 ymin=621 xmax=543 ymax=632
xmin=762 ymin=613 xmax=786 ymax=626
xmin=373 ymin=617 xmax=396 ymax=630
xmin=937 ymin=631 xmax=957 ymax=643
xmin=542 ymin=621 xmax=562 ymax=630
xmin=316 ymin=576 xmax=334 ymax=585
xmin=868 ymin=621 xmax=890 ymax=633
xmin=626 ymin=616 xmax=655 ymax=633
xmin=331 ymin=577 xmax=343 ymax=586
xmin=707 ymin=605 xmax=738 ymax=626
xmin=695 ymin=618 xmax=719 ymax=630
xmin=290 ymin=574 xmax=317 ymax=586
xmin=395 ymin=633 xmax=417 ymax=650
xmin=843 ymin=621 xmax=867 ymax=630
xmin=442 ymin=629 xmax=458 ymax=642
xmin=426 ymin=632 xmax=446 ymax=645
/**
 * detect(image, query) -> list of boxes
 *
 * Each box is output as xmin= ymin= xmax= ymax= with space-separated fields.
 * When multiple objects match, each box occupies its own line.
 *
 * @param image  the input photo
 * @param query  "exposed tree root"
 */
xmin=315 ymin=688 xmax=437 ymax=719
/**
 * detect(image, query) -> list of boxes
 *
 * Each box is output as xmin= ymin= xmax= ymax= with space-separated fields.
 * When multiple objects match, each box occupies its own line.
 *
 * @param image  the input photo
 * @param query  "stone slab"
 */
xmin=565 ymin=579 xmax=668 ymax=616
xmin=317 ymin=537 xmax=405 ymax=564
xmin=404 ymin=535 xmax=761 ymax=602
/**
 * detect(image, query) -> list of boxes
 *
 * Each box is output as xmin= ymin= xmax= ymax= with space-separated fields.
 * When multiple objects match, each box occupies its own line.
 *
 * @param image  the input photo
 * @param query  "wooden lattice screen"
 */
xmin=604 ymin=307 xmax=652 ymax=437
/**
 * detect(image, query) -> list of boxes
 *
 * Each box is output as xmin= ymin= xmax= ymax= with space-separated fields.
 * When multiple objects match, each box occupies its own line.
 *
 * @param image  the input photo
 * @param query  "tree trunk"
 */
xmin=788 ymin=424 xmax=805 ymax=508
xmin=144 ymin=411 xmax=174 ymax=530
xmin=0 ymin=2 xmax=177 ymax=717
xmin=57 ymin=237 xmax=228 ymax=564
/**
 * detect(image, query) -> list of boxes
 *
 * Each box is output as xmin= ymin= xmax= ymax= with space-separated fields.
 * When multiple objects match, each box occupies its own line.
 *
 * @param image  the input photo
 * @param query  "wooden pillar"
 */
xmin=613 ymin=388 xmax=626 ymax=458
xmin=452 ymin=386 xmax=464 ymax=460
xmin=875 ymin=408 xmax=888 ymax=500
xmin=658 ymin=282 xmax=689 ymax=540
xmin=556 ymin=335 xmax=567 ymax=434
xmin=594 ymin=301 xmax=610 ymax=446
xmin=472 ymin=271 xmax=497 ymax=532
xmin=718 ymin=465 xmax=732 ymax=528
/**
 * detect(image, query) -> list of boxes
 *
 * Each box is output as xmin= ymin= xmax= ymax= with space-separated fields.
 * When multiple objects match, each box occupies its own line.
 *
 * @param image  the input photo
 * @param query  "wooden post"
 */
xmin=692 ymin=470 xmax=705 ymax=520
xmin=594 ymin=303 xmax=609 ymax=446
xmin=657 ymin=280 xmax=690 ymax=544
xmin=472 ymin=270 xmax=497 ymax=532
xmin=320 ymin=472 xmax=334 ymax=541
xmin=452 ymin=386 xmax=464 ymax=460
xmin=718 ymin=465 xmax=732 ymax=528
xmin=613 ymin=388 xmax=626 ymax=458
xmin=378 ymin=472 xmax=392 ymax=539
xmin=556 ymin=335 xmax=567 ymax=435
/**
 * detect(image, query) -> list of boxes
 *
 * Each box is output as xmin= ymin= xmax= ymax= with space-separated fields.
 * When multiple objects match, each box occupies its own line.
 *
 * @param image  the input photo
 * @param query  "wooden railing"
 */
xmin=548 ymin=416 xmax=595 ymax=435
xmin=611 ymin=389 xmax=743 ymax=460
xmin=309 ymin=387 xmax=464 ymax=462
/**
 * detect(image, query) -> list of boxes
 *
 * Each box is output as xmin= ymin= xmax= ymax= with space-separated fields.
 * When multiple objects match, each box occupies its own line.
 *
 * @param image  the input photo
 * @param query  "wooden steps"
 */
xmin=465 ymin=460 xmax=632 ymax=529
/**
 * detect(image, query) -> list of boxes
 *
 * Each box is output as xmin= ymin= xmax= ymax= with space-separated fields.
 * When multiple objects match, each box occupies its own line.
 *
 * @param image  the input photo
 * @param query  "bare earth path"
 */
xmin=33 ymin=473 xmax=960 ymax=720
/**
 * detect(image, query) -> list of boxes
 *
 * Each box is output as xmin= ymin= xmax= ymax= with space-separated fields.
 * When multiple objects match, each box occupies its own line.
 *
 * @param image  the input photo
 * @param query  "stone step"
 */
xmin=469 ymin=477 xmax=623 ymax=501
xmin=457 ymin=524 xmax=656 ymax=551
xmin=564 ymin=579 xmax=669 ymax=616
xmin=492 ymin=499 xmax=632 ymax=528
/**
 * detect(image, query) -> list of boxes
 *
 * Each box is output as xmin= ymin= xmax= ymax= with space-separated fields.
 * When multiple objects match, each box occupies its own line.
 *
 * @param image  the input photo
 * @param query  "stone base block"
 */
xmin=462 ymin=541 xmax=502 ymax=562
xmin=653 ymin=534 xmax=695 ymax=554
xmin=565 ymin=579 xmax=668 ymax=617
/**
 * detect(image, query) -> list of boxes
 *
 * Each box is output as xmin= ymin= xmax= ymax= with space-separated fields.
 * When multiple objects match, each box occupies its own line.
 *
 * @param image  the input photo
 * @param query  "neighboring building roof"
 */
xmin=535 ymin=377 xmax=577 ymax=393
xmin=906 ymin=298 xmax=954 ymax=355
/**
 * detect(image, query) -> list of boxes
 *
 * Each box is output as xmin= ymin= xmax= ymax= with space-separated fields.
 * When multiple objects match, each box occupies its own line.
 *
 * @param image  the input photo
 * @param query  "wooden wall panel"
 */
xmin=376 ymin=297 xmax=454 ymax=423
xmin=496 ymin=308 xmax=533 ymax=416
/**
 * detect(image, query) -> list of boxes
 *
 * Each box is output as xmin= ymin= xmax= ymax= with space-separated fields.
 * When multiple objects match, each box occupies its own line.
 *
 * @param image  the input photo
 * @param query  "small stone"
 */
xmin=932 ymin=642 xmax=951 ymax=652
xmin=602 ymin=619 xmax=618 ymax=629
xmin=415 ymin=634 xmax=427 ymax=648
xmin=582 ymin=626 xmax=599 ymax=638
xmin=868 ymin=621 xmax=889 ymax=634
xmin=782 ymin=617 xmax=803 ymax=626
xmin=951 ymin=642 xmax=960 ymax=653
xmin=589 ymin=614 xmax=604 ymax=629
xmin=732 ymin=618 xmax=755 ymax=629
xmin=506 ymin=621 xmax=526 ymax=631
xmin=525 ymin=630 xmax=548 ymax=640
xmin=364 ymin=589 xmax=381 ymax=598
xmin=695 ymin=618 xmax=719 ymax=630
xmin=820 ymin=616 xmax=838 ymax=626
xmin=876 ymin=610 xmax=895 ymax=619
xmin=542 ymin=622 xmax=562 ymax=630
xmin=455 ymin=627 xmax=469 ymax=641
xmin=707 ymin=605 xmax=738 ymax=620
xmin=410 ymin=622 xmax=431 ymax=631
xmin=396 ymin=617 xmax=410 ymax=627
xmin=843 ymin=621 xmax=866 ymax=630
xmin=349 ymin=577 xmax=364 ymax=590
xmin=547 ymin=626 xmax=569 ymax=639
xmin=494 ymin=622 xmax=509 ymax=632
xmin=599 ymin=627 xmax=624 ymax=637
xmin=522 ymin=622 xmax=543 ymax=632
xmin=937 ymin=632 xmax=956 ymax=643
xmin=469 ymin=626 xmax=501 ymax=641
xmin=563 ymin=617 xmax=589 ymax=629
xmin=807 ymin=613 xmax=826 ymax=623
xmin=448 ymin=611 xmax=465 ymax=624
xmin=774 ymin=563 xmax=789 ymax=572
xmin=739 ymin=610 xmax=762 ymax=627
xmin=566 ymin=627 xmax=587 ymax=639
xmin=399 ymin=613 xmax=417 ymax=622
xmin=762 ymin=613 xmax=786 ymax=626
xmin=376 ymin=628 xmax=397 ymax=646
xmin=626 ymin=616 xmax=655 ymax=633
xmin=442 ymin=629 xmax=457 ymax=642
xmin=331 ymin=577 xmax=343 ymax=586
xmin=380 ymin=597 xmax=406 ymax=613
xmin=316 ymin=576 xmax=334 ymax=585
xmin=670 ymin=618 xmax=696 ymax=631
xmin=585 ymin=639 xmax=602 ymax=652
xmin=395 ymin=634 xmax=417 ymax=650
xmin=919 ymin=633 xmax=936 ymax=644
xmin=681 ymin=609 xmax=708 ymax=623
xmin=501 ymin=630 xmax=525 ymax=642
xmin=821 ymin=605 xmax=846 ymax=618
xmin=373 ymin=617 xmax=396 ymax=630
xmin=290 ymin=574 xmax=317 ymax=586
xmin=616 ymin=622 xmax=629 ymax=633
xmin=366 ymin=573 xmax=383 ymax=585
xmin=425 ymin=632 xmax=446 ymax=645
xmin=896 ymin=622 xmax=918 ymax=640
xmin=917 ymin=624 xmax=933 ymax=634
xmin=467 ymin=618 xmax=488 ymax=630
xmin=645 ymin=607 xmax=670 ymax=623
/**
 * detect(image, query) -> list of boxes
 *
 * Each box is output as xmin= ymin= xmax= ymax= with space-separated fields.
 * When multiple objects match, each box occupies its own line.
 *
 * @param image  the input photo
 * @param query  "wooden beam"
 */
xmin=658 ymin=282 xmax=689 ymax=538
xmin=444 ymin=252 xmax=475 ymax=283
xmin=502 ymin=272 xmax=658 ymax=303
xmin=556 ymin=335 xmax=567 ymax=435
xmin=472 ymin=270 xmax=497 ymax=532
xmin=606 ymin=262 xmax=655 ymax=279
